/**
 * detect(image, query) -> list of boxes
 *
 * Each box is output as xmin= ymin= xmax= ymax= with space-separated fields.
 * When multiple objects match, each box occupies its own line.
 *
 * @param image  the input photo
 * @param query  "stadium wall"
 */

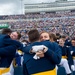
xmin=25 ymin=1 xmax=75 ymax=13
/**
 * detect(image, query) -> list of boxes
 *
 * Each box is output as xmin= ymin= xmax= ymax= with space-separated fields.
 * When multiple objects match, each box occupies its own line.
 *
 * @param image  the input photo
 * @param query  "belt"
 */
xmin=0 ymin=67 xmax=10 ymax=75
xmin=32 ymin=68 xmax=56 ymax=75
xmin=73 ymin=56 xmax=75 ymax=59
xmin=62 ymin=56 xmax=67 ymax=59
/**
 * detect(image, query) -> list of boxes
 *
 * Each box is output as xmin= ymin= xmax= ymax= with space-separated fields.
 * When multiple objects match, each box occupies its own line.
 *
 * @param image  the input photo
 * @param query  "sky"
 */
xmin=0 ymin=0 xmax=75 ymax=15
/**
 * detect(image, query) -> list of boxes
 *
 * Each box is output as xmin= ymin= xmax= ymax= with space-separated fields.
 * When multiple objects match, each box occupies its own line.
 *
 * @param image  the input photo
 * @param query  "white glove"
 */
xmin=32 ymin=45 xmax=46 ymax=52
xmin=32 ymin=45 xmax=48 ymax=60
xmin=70 ymin=51 xmax=74 ymax=55
xmin=71 ymin=65 xmax=75 ymax=71
xmin=33 ymin=54 xmax=40 ymax=60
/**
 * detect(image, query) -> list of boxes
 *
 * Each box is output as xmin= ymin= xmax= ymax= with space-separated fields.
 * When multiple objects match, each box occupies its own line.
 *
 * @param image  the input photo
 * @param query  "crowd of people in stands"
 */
xmin=0 ymin=11 xmax=75 ymax=41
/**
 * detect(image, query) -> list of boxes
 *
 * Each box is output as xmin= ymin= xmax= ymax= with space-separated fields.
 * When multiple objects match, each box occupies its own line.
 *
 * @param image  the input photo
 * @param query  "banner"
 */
xmin=0 ymin=24 xmax=9 ymax=29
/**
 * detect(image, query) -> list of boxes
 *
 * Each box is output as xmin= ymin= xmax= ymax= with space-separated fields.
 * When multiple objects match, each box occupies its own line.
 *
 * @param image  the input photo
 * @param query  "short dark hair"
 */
xmin=28 ymin=29 xmax=40 ymax=42
xmin=61 ymin=35 xmax=66 ymax=38
xmin=2 ymin=28 xmax=12 ymax=35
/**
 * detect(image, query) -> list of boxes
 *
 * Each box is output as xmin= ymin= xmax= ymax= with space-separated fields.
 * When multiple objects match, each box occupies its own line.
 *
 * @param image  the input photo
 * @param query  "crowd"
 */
xmin=0 ymin=11 xmax=75 ymax=41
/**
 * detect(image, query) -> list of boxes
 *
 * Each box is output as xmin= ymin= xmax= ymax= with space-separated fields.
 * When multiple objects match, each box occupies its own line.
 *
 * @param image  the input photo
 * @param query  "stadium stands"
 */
xmin=0 ymin=11 xmax=75 ymax=41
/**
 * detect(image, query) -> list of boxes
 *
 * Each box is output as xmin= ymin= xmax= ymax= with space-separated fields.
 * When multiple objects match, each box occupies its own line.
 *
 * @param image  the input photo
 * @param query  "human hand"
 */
xmin=71 ymin=65 xmax=75 ymax=71
xmin=36 ymin=51 xmax=44 ymax=58
xmin=70 ymin=51 xmax=74 ymax=55
xmin=31 ymin=45 xmax=46 ymax=53
xmin=33 ymin=51 xmax=44 ymax=60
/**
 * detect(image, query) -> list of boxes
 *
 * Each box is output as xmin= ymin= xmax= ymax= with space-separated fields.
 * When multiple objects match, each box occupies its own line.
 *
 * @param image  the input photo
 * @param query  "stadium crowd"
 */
xmin=0 ymin=11 xmax=75 ymax=41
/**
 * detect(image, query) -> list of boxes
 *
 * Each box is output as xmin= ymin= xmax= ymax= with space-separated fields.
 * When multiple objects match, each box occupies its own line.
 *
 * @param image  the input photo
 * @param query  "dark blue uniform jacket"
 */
xmin=0 ymin=34 xmax=23 ymax=67
xmin=23 ymin=40 xmax=61 ymax=75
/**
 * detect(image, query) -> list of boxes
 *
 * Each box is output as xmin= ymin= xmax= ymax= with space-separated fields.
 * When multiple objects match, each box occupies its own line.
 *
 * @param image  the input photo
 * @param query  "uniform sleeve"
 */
xmin=3 ymin=36 xmax=23 ymax=50
xmin=45 ymin=42 xmax=62 ymax=64
xmin=67 ymin=47 xmax=74 ymax=65
xmin=0 ymin=45 xmax=17 ymax=56
xmin=0 ymin=35 xmax=23 ymax=56
xmin=22 ymin=45 xmax=32 ymax=53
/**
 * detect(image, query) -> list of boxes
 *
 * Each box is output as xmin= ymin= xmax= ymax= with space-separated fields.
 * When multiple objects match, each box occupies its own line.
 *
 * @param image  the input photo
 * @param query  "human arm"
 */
xmin=31 ymin=45 xmax=46 ymax=59
xmin=0 ymin=45 xmax=17 ymax=56
xmin=3 ymin=35 xmax=23 ymax=50
xmin=67 ymin=47 xmax=74 ymax=65
xmin=30 ymin=45 xmax=46 ymax=53
xmin=44 ymin=42 xmax=62 ymax=64
xmin=23 ymin=41 xmax=61 ymax=64
xmin=67 ymin=47 xmax=74 ymax=71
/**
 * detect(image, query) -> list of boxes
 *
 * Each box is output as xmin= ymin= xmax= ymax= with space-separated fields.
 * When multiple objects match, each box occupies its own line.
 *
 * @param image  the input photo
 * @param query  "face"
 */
xmin=71 ymin=40 xmax=75 ymax=46
xmin=40 ymin=32 xmax=50 ymax=41
xmin=10 ymin=32 xmax=18 ymax=40
xmin=59 ymin=39 xmax=65 ymax=46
